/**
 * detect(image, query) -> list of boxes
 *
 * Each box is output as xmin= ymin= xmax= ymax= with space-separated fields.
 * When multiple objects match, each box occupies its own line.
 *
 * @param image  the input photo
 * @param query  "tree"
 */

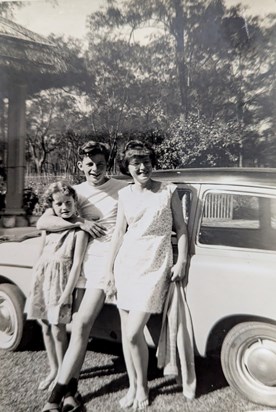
xmin=0 ymin=2 xmax=27 ymax=19
xmin=26 ymin=88 xmax=90 ymax=173
xmin=219 ymin=9 xmax=275 ymax=166
xmin=0 ymin=0 xmax=58 ymax=19
xmin=22 ymin=0 xmax=275 ymax=171
xmin=87 ymin=0 xmax=229 ymax=120
xmin=85 ymin=0 xmax=275 ymax=167
xmin=156 ymin=114 xmax=240 ymax=168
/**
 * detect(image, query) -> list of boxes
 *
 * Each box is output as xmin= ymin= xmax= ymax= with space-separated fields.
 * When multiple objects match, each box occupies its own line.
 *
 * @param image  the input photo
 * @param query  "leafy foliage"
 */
xmin=2 ymin=0 xmax=274 ymax=174
xmin=22 ymin=187 xmax=39 ymax=215
xmin=156 ymin=115 xmax=240 ymax=168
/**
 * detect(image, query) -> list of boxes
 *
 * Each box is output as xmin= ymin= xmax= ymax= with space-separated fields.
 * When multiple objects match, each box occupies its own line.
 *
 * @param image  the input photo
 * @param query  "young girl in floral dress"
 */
xmin=25 ymin=181 xmax=89 ymax=392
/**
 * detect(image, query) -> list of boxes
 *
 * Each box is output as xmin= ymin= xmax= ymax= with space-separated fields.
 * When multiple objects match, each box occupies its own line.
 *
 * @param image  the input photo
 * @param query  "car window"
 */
xmin=177 ymin=188 xmax=192 ymax=224
xmin=198 ymin=191 xmax=276 ymax=251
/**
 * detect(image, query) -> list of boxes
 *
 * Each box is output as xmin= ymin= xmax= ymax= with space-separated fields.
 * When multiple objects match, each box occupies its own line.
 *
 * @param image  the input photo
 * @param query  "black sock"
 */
xmin=48 ymin=383 xmax=68 ymax=404
xmin=65 ymin=377 xmax=78 ymax=397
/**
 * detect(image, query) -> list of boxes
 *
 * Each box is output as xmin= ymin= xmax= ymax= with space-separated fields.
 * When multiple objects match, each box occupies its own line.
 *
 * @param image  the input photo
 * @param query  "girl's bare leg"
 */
xmin=72 ymin=288 xmax=85 ymax=318
xmin=56 ymin=288 xmax=105 ymax=385
xmin=51 ymin=324 xmax=68 ymax=375
xmin=125 ymin=311 xmax=151 ymax=409
xmin=118 ymin=309 xmax=137 ymax=408
xmin=39 ymin=320 xmax=58 ymax=390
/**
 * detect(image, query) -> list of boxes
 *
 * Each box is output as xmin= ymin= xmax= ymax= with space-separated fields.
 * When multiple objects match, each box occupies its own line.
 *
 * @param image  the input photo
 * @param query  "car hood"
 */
xmin=0 ymin=230 xmax=41 ymax=267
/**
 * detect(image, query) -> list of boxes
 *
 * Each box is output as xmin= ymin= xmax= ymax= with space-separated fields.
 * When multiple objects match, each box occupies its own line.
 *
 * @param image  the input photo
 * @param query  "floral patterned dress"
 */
xmin=114 ymin=182 xmax=176 ymax=313
xmin=25 ymin=229 xmax=79 ymax=324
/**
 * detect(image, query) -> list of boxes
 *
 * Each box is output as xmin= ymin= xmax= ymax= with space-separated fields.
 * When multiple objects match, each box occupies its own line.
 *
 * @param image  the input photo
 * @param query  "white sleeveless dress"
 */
xmin=114 ymin=182 xmax=176 ymax=313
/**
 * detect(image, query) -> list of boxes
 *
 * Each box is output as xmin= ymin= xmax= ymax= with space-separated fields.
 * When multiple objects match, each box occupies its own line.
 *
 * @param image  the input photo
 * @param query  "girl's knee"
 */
xmin=40 ymin=320 xmax=51 ymax=335
xmin=71 ymin=314 xmax=91 ymax=341
xmin=122 ymin=311 xmax=150 ymax=345
xmin=51 ymin=324 xmax=67 ymax=340
xmin=126 ymin=327 xmax=141 ymax=345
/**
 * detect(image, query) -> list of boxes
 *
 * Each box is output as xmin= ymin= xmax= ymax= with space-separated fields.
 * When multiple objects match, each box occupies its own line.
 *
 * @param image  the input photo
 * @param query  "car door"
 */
xmin=186 ymin=184 xmax=276 ymax=357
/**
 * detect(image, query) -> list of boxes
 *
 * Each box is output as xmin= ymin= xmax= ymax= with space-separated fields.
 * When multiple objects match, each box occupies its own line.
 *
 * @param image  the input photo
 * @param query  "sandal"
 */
xmin=62 ymin=395 xmax=83 ymax=412
xmin=42 ymin=402 xmax=61 ymax=412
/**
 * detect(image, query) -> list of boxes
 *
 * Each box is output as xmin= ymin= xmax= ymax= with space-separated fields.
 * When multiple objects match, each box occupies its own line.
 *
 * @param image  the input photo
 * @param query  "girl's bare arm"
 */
xmin=36 ymin=230 xmax=46 ymax=260
xmin=37 ymin=208 xmax=106 ymax=238
xmin=58 ymin=230 xmax=89 ymax=304
xmin=170 ymin=189 xmax=188 ymax=281
xmin=105 ymin=200 xmax=127 ymax=293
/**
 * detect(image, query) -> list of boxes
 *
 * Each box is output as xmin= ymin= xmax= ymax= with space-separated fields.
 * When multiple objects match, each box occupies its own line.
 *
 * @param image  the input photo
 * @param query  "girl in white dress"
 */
xmin=26 ymin=181 xmax=89 ymax=392
xmin=106 ymin=140 xmax=188 ymax=410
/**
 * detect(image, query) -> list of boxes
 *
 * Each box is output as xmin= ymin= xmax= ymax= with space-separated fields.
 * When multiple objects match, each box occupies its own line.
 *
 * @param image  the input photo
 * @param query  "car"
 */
xmin=0 ymin=167 xmax=276 ymax=407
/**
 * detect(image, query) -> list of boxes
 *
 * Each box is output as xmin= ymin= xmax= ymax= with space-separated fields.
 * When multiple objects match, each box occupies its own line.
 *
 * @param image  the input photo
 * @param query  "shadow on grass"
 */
xmin=148 ymin=351 xmax=228 ymax=401
xmin=25 ymin=334 xmax=227 ymax=405
xmin=195 ymin=356 xmax=228 ymax=397
xmin=149 ymin=355 xmax=228 ymax=400
xmin=81 ymin=373 xmax=130 ymax=404
xmin=17 ymin=320 xmax=45 ymax=352
xmin=81 ymin=341 xmax=228 ymax=407
xmin=87 ymin=337 xmax=123 ymax=356
xmin=80 ymin=356 xmax=126 ymax=379
xmin=148 ymin=347 xmax=228 ymax=399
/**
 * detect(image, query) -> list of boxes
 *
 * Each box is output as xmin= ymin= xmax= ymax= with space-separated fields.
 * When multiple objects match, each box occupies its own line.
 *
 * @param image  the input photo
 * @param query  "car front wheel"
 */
xmin=0 ymin=283 xmax=26 ymax=351
xmin=221 ymin=321 xmax=276 ymax=407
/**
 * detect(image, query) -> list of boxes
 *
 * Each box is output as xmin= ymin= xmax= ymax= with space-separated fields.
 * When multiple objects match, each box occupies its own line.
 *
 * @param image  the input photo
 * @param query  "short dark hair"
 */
xmin=43 ymin=181 xmax=77 ymax=209
xmin=78 ymin=141 xmax=110 ymax=162
xmin=119 ymin=140 xmax=157 ymax=175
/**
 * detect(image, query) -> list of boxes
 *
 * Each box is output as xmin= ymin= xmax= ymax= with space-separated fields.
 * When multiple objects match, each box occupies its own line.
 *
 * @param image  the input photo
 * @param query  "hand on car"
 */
xmin=79 ymin=219 xmax=107 ymax=238
xmin=170 ymin=261 xmax=187 ymax=282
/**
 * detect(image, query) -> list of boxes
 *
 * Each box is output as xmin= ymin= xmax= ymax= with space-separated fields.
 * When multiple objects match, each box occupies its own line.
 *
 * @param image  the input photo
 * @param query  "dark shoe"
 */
xmin=42 ymin=402 xmax=61 ymax=412
xmin=75 ymin=392 xmax=83 ymax=405
xmin=62 ymin=395 xmax=83 ymax=412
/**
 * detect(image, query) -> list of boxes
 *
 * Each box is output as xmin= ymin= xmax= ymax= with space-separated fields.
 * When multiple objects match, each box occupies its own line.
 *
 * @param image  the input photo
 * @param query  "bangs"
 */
xmin=125 ymin=149 xmax=152 ymax=160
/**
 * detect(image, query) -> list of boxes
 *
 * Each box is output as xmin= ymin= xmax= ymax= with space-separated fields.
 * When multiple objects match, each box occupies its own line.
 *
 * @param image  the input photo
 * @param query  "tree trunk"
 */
xmin=170 ymin=0 xmax=188 ymax=118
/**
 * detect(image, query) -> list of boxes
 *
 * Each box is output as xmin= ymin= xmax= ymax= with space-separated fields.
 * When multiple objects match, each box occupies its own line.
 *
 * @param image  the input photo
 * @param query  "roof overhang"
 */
xmin=0 ymin=16 xmax=82 ymax=96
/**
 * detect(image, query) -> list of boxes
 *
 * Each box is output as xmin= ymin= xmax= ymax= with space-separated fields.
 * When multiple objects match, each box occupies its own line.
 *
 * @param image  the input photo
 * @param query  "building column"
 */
xmin=4 ymin=83 xmax=27 ymax=216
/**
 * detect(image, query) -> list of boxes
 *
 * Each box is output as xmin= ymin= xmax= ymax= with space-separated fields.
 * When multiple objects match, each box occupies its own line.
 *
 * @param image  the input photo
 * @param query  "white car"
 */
xmin=1 ymin=168 xmax=276 ymax=407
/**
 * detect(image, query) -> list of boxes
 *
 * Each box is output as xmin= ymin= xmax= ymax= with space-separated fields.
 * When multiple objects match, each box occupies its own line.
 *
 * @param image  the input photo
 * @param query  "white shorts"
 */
xmin=77 ymin=240 xmax=110 ymax=290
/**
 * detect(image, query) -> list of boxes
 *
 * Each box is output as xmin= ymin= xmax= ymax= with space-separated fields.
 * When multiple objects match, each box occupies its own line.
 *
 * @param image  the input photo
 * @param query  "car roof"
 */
xmin=113 ymin=168 xmax=276 ymax=188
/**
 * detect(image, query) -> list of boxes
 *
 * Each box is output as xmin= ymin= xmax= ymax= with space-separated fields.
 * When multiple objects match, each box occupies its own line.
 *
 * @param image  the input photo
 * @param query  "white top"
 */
xmin=74 ymin=178 xmax=127 ymax=242
xmin=74 ymin=177 xmax=127 ymax=288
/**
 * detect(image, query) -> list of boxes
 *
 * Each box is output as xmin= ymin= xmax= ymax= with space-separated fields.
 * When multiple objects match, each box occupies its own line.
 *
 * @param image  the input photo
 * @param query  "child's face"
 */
xmin=52 ymin=193 xmax=76 ymax=219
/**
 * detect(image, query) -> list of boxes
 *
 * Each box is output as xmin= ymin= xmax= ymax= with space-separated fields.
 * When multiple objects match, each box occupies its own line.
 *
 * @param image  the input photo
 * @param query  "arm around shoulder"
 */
xmin=36 ymin=207 xmax=81 ymax=232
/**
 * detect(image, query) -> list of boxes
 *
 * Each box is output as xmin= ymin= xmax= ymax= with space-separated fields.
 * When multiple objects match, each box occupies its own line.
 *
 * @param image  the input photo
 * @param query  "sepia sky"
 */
xmin=11 ymin=0 xmax=276 ymax=40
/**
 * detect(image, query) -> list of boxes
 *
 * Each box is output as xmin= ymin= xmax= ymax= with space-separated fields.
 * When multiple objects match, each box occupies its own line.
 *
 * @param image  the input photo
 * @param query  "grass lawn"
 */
xmin=0 ymin=339 xmax=274 ymax=412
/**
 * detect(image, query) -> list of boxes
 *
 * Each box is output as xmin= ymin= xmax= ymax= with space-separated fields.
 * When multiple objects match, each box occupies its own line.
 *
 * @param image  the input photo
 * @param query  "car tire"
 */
xmin=0 ymin=283 xmax=27 ymax=351
xmin=221 ymin=321 xmax=276 ymax=407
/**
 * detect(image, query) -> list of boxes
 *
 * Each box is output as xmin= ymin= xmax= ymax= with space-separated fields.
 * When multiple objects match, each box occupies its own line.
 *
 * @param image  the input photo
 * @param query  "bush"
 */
xmin=22 ymin=188 xmax=39 ymax=216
